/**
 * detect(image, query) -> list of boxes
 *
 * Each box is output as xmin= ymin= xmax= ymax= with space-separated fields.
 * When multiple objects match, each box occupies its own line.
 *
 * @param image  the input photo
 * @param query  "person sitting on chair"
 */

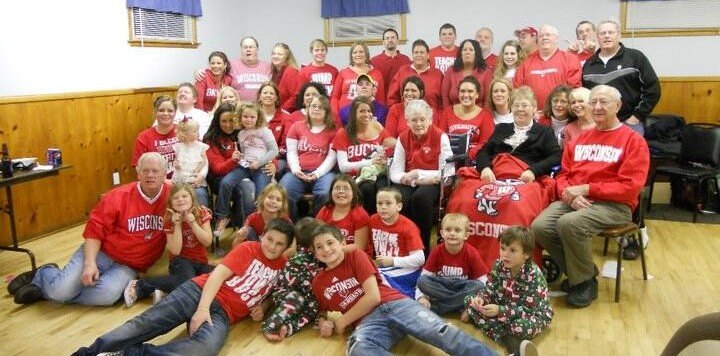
xmin=531 ymin=84 xmax=649 ymax=308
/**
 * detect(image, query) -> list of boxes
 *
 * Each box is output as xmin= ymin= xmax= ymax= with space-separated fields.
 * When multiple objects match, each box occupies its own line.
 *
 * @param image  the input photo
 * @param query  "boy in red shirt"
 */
xmin=311 ymin=224 xmax=498 ymax=356
xmin=74 ymin=219 xmax=295 ymax=355
xmin=369 ymin=187 xmax=425 ymax=298
xmin=416 ymin=213 xmax=489 ymax=316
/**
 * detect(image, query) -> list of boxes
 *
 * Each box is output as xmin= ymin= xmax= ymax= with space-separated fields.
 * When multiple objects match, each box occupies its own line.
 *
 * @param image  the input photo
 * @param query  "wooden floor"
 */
xmin=1 ymin=218 xmax=719 ymax=355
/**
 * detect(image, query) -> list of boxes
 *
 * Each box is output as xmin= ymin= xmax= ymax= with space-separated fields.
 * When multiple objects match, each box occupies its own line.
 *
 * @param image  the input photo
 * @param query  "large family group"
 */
xmin=8 ymin=18 xmax=661 ymax=356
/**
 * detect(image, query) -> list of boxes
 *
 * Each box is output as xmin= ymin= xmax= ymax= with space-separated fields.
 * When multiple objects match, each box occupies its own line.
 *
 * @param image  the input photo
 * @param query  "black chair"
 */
xmin=647 ymin=123 xmax=720 ymax=223
xmin=435 ymin=133 xmax=470 ymax=244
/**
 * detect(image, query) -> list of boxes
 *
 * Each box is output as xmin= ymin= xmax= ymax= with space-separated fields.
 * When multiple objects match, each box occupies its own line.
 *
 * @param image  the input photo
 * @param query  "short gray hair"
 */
xmin=590 ymin=84 xmax=622 ymax=103
xmin=597 ymin=20 xmax=621 ymax=33
xmin=539 ymin=24 xmax=559 ymax=36
xmin=136 ymin=152 xmax=168 ymax=173
xmin=404 ymin=99 xmax=433 ymax=122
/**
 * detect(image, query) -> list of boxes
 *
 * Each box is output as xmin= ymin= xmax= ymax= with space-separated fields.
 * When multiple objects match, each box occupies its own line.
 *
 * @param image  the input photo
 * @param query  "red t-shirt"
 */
xmin=312 ymin=249 xmax=406 ymax=320
xmin=370 ymin=51 xmax=411 ymax=93
xmin=163 ymin=206 xmax=212 ymax=264
xmin=243 ymin=212 xmax=292 ymax=236
xmin=368 ymin=214 xmax=424 ymax=257
xmin=424 ymin=242 xmax=489 ymax=279
xmin=333 ymin=128 xmax=390 ymax=176
xmin=437 ymin=107 xmax=495 ymax=159
xmin=193 ymin=241 xmax=287 ymax=324
xmin=286 ymin=121 xmax=337 ymax=171
xmin=298 ymin=63 xmax=339 ymax=97
xmin=132 ymin=127 xmax=178 ymax=168
xmin=440 ymin=67 xmax=493 ymax=108
xmin=316 ymin=205 xmax=370 ymax=245
xmin=83 ymin=182 xmax=172 ymax=272
xmin=429 ymin=45 xmax=457 ymax=74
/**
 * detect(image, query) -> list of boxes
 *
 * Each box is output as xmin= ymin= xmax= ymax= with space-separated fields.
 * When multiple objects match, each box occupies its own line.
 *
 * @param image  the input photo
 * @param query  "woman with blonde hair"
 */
xmin=493 ymin=40 xmax=526 ymax=80
xmin=561 ymin=87 xmax=594 ymax=147
xmin=330 ymin=41 xmax=386 ymax=113
xmin=270 ymin=43 xmax=301 ymax=112
xmin=487 ymin=78 xmax=514 ymax=125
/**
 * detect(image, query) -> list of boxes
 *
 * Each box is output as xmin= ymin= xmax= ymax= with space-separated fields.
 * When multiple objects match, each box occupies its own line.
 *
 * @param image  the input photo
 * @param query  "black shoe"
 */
xmin=499 ymin=334 xmax=522 ymax=355
xmin=623 ymin=240 xmax=640 ymax=260
xmin=566 ymin=277 xmax=598 ymax=308
xmin=559 ymin=278 xmax=573 ymax=293
xmin=7 ymin=263 xmax=57 ymax=295
xmin=14 ymin=283 xmax=45 ymax=304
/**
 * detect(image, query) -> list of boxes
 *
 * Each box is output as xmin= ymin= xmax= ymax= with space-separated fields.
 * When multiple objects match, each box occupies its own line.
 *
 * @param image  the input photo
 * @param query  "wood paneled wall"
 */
xmin=655 ymin=77 xmax=720 ymax=124
xmin=0 ymin=88 xmax=175 ymax=245
xmin=0 ymin=77 xmax=717 ymax=244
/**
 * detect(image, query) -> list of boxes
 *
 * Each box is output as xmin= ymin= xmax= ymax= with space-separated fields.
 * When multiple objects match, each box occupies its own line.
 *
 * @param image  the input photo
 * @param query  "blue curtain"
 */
xmin=126 ymin=0 xmax=202 ymax=17
xmin=321 ymin=0 xmax=409 ymax=18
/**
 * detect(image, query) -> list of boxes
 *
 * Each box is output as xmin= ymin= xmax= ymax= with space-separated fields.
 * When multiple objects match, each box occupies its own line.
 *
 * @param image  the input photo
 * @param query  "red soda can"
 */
xmin=46 ymin=148 xmax=62 ymax=166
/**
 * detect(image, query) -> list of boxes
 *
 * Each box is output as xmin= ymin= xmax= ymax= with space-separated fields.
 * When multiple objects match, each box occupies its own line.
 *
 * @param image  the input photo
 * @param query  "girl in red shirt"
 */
xmin=123 ymin=183 xmax=213 ymax=307
xmin=194 ymin=51 xmax=233 ymax=112
xmin=315 ymin=174 xmax=370 ymax=251
xmin=232 ymin=183 xmax=291 ymax=246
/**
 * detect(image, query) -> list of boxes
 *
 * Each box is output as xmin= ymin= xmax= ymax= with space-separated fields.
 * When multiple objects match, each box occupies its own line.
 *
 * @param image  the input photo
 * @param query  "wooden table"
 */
xmin=0 ymin=165 xmax=71 ymax=270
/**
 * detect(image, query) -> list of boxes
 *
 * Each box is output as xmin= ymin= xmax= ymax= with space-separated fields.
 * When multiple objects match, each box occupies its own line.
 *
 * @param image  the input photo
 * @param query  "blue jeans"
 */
xmin=279 ymin=171 xmax=335 ymax=220
xmin=416 ymin=275 xmax=484 ymax=315
xmin=74 ymin=281 xmax=230 ymax=356
xmin=214 ymin=168 xmax=256 ymax=220
xmin=240 ymin=166 xmax=271 ymax=214
xmin=31 ymin=244 xmax=136 ymax=306
xmin=347 ymin=298 xmax=496 ymax=356
xmin=194 ymin=186 xmax=210 ymax=209
xmin=136 ymin=256 xmax=214 ymax=299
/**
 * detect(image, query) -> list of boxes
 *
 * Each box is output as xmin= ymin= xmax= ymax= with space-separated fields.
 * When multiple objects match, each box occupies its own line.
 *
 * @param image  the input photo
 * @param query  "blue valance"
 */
xmin=321 ymin=0 xmax=409 ymax=18
xmin=126 ymin=0 xmax=203 ymax=17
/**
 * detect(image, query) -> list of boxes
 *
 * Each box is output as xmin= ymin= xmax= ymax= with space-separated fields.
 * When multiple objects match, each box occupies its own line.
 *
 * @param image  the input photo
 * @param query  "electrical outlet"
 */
xmin=112 ymin=171 xmax=120 ymax=185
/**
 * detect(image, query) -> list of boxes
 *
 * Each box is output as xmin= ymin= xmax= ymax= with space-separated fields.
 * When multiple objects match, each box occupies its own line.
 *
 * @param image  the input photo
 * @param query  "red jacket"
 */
xmin=275 ymin=66 xmax=301 ymax=113
xmin=399 ymin=126 xmax=445 ymax=171
xmin=206 ymin=135 xmax=238 ymax=176
xmin=194 ymin=69 xmax=233 ymax=111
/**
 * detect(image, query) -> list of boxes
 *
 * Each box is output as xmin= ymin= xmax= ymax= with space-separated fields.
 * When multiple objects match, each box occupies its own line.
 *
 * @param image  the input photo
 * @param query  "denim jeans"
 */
xmin=347 ymin=298 xmax=496 ymax=356
xmin=240 ymin=166 xmax=271 ymax=214
xmin=279 ymin=171 xmax=335 ymax=220
xmin=31 ymin=244 xmax=136 ymax=306
xmin=136 ymin=256 xmax=214 ymax=300
xmin=214 ymin=168 xmax=257 ymax=221
xmin=194 ymin=186 xmax=210 ymax=209
xmin=74 ymin=281 xmax=230 ymax=356
xmin=416 ymin=275 xmax=485 ymax=315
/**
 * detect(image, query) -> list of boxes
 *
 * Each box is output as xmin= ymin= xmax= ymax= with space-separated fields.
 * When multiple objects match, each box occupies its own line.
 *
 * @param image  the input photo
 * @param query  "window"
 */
xmin=127 ymin=7 xmax=199 ymax=48
xmin=324 ymin=14 xmax=407 ymax=47
xmin=621 ymin=0 xmax=720 ymax=37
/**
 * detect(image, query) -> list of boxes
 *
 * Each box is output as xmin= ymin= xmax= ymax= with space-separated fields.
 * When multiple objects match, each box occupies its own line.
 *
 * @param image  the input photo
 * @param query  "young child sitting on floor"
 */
xmin=310 ymin=224 xmax=511 ymax=356
xmin=368 ymin=186 xmax=425 ymax=298
xmin=74 ymin=219 xmax=295 ymax=355
xmin=262 ymin=217 xmax=323 ymax=341
xmin=464 ymin=226 xmax=553 ymax=356
xmin=416 ymin=213 xmax=489 ymax=316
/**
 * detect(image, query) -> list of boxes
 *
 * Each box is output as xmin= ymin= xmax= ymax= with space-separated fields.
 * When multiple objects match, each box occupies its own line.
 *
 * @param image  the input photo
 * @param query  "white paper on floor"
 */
xmin=601 ymin=260 xmax=655 ymax=280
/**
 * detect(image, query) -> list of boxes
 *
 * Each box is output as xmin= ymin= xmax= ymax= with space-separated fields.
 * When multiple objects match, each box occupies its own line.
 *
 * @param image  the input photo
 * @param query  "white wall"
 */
xmin=1 ymin=0 xmax=717 ymax=97
xmin=0 ymin=0 xmax=244 ymax=97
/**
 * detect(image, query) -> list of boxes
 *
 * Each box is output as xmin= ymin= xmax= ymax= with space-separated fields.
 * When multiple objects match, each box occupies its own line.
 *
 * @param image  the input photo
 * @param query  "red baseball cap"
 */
xmin=514 ymin=26 xmax=538 ymax=37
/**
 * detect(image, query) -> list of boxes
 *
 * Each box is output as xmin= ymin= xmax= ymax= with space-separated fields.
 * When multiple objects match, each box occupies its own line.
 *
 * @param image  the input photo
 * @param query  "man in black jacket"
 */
xmin=582 ymin=20 xmax=660 ymax=137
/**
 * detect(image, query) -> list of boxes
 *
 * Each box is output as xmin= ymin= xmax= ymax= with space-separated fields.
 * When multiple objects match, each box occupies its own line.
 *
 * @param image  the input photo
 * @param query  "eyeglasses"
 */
xmin=511 ymin=103 xmax=532 ymax=109
xmin=309 ymin=104 xmax=325 ymax=110
xmin=332 ymin=186 xmax=351 ymax=192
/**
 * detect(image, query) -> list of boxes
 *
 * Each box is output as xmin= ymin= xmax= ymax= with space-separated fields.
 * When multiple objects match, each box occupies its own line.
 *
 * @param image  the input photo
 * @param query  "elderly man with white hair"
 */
xmin=10 ymin=152 xmax=172 ymax=305
xmin=475 ymin=27 xmax=497 ymax=67
xmin=532 ymin=85 xmax=649 ymax=308
xmin=514 ymin=24 xmax=582 ymax=112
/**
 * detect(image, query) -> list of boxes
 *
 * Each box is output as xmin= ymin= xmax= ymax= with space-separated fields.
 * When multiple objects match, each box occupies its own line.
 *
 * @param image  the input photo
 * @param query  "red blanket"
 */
xmin=447 ymin=154 xmax=556 ymax=267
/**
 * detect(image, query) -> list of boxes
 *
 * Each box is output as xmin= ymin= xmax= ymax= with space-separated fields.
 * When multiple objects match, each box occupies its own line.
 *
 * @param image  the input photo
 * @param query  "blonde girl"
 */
xmin=124 ymin=183 xmax=213 ymax=307
xmin=172 ymin=118 xmax=210 ymax=207
xmin=232 ymin=183 xmax=291 ymax=246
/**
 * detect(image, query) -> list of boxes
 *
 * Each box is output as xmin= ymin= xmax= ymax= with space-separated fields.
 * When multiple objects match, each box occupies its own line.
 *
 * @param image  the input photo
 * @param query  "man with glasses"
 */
xmin=582 ymin=20 xmax=660 ymax=136
xmin=371 ymin=28 xmax=411 ymax=94
xmin=514 ymin=24 xmax=582 ymax=112
xmin=532 ymin=85 xmax=649 ymax=308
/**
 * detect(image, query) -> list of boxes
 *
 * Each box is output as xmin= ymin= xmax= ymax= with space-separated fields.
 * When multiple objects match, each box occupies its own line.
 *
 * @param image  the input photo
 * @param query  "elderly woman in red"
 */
xmin=389 ymin=99 xmax=453 ymax=253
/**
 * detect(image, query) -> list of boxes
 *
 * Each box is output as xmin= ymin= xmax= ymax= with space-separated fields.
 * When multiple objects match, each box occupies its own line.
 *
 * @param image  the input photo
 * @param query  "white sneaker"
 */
xmin=97 ymin=351 xmax=124 ymax=356
xmin=123 ymin=280 xmax=138 ymax=308
xmin=152 ymin=290 xmax=166 ymax=305
xmin=519 ymin=340 xmax=539 ymax=356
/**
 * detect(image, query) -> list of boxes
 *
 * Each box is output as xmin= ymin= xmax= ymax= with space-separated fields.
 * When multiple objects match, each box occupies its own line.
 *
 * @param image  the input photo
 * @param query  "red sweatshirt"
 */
xmin=194 ymin=69 xmax=233 ymax=112
xmin=513 ymin=49 xmax=581 ymax=111
xmin=370 ymin=51 xmax=411 ymax=93
xmin=276 ymin=66 xmax=301 ymax=113
xmin=557 ymin=124 xmax=649 ymax=210
xmin=298 ymin=63 xmax=339 ymax=96
xmin=387 ymin=65 xmax=444 ymax=112
xmin=205 ymin=135 xmax=238 ymax=176
xmin=441 ymin=67 xmax=493 ymax=108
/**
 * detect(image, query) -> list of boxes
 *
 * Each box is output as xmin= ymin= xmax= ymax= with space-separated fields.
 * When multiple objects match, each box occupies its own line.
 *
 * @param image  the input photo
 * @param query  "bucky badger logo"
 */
xmin=474 ymin=180 xmax=522 ymax=216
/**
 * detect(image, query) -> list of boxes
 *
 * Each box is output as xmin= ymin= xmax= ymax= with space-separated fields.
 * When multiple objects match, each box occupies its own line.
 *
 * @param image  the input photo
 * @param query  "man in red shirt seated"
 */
xmin=10 ymin=152 xmax=172 ymax=305
xmin=532 ymin=85 xmax=649 ymax=308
